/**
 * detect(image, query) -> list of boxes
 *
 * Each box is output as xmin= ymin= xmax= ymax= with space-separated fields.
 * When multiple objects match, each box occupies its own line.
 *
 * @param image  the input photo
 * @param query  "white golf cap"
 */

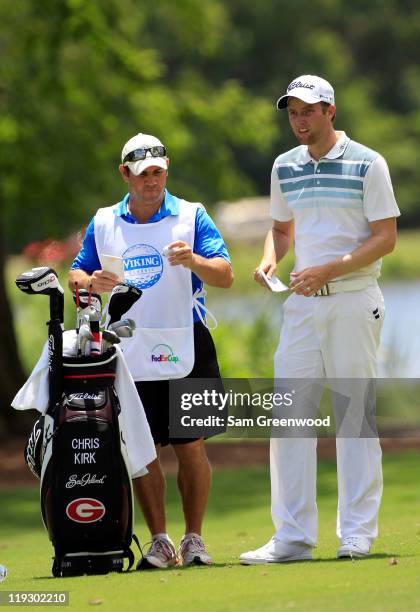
xmin=277 ymin=75 xmax=335 ymax=109
xmin=121 ymin=133 xmax=168 ymax=175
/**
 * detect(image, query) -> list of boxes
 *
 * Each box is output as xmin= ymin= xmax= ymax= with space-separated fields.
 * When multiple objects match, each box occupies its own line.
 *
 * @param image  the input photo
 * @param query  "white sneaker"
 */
xmin=240 ymin=537 xmax=313 ymax=565
xmin=337 ymin=536 xmax=370 ymax=559
xmin=180 ymin=533 xmax=213 ymax=566
xmin=138 ymin=536 xmax=179 ymax=569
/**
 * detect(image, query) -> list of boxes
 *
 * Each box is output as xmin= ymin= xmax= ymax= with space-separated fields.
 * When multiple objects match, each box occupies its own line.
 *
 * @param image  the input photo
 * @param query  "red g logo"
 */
xmin=66 ymin=498 xmax=105 ymax=523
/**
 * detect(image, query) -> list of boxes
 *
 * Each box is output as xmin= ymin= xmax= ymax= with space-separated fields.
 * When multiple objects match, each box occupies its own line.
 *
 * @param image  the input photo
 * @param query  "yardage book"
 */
xmin=260 ymin=271 xmax=289 ymax=293
xmin=99 ymin=254 xmax=124 ymax=280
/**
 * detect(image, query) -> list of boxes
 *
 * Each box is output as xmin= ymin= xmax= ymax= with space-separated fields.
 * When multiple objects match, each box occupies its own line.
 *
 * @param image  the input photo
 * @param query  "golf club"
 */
xmin=102 ymin=329 xmax=121 ymax=352
xmin=73 ymin=286 xmax=102 ymax=317
xmin=73 ymin=285 xmax=103 ymax=356
xmin=109 ymin=318 xmax=136 ymax=331
xmin=108 ymin=318 xmax=136 ymax=338
xmin=108 ymin=283 xmax=142 ymax=326
xmin=15 ymin=267 xmax=65 ymax=412
xmin=16 ymin=266 xmax=64 ymax=323
xmin=78 ymin=322 xmax=94 ymax=357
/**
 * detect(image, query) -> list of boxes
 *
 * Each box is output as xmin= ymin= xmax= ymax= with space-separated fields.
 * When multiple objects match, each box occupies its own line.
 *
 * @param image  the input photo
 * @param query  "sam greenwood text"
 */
xmin=181 ymin=415 xmax=331 ymax=428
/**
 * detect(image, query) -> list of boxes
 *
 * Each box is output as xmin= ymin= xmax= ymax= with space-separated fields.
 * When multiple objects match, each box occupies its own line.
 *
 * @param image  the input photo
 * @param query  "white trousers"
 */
xmin=271 ymin=284 xmax=384 ymax=546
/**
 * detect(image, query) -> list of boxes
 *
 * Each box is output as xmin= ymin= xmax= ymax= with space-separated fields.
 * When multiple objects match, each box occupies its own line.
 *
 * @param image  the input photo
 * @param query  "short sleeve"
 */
xmin=193 ymin=207 xmax=231 ymax=262
xmin=70 ymin=218 xmax=102 ymax=272
xmin=363 ymin=156 xmax=401 ymax=222
xmin=270 ymin=162 xmax=294 ymax=222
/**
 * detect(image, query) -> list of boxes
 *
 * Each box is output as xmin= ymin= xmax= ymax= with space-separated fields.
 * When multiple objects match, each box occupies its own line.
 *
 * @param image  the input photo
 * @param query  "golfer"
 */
xmin=240 ymin=75 xmax=400 ymax=564
xmin=69 ymin=132 xmax=233 ymax=568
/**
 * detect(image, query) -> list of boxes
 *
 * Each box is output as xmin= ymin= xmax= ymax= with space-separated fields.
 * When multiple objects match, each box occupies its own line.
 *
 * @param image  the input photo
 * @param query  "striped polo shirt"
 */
xmin=270 ymin=132 xmax=400 ymax=279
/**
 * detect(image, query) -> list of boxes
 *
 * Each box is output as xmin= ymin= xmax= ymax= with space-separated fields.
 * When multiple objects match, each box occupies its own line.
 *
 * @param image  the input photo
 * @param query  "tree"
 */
xmin=0 ymin=0 xmax=275 ymax=432
xmin=1 ymin=0 xmax=420 ymax=435
xmin=0 ymin=222 xmax=29 ymax=436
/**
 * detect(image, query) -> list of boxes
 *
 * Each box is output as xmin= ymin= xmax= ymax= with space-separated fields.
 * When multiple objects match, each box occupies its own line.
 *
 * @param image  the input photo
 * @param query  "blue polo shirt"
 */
xmin=71 ymin=190 xmax=230 ymax=322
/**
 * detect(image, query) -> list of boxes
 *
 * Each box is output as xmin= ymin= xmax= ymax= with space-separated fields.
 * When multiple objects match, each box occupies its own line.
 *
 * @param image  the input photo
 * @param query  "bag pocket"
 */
xmin=121 ymin=326 xmax=195 ymax=381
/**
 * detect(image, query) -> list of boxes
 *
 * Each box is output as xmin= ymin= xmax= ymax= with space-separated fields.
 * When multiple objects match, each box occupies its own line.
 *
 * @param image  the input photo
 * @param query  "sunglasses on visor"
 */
xmin=123 ymin=146 xmax=167 ymax=164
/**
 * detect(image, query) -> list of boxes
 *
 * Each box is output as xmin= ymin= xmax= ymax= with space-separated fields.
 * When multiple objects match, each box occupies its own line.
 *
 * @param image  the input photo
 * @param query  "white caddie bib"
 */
xmin=94 ymin=199 xmax=201 ymax=381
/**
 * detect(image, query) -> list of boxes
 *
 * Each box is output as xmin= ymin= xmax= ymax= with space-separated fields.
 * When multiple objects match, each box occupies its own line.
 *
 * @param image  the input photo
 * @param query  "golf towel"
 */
xmin=11 ymin=330 xmax=156 ymax=478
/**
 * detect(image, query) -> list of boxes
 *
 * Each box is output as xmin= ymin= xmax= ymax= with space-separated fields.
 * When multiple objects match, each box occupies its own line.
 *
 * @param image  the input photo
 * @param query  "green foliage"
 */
xmin=6 ymin=228 xmax=420 ymax=376
xmin=1 ymin=1 xmax=420 ymax=254
xmin=0 ymin=0 xmax=275 ymax=252
xmin=212 ymin=317 xmax=276 ymax=378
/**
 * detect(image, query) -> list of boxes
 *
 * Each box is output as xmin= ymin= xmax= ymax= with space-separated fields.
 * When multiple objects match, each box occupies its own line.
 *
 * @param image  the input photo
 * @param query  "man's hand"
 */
xmin=69 ymin=269 xmax=120 ymax=294
xmin=166 ymin=240 xmax=194 ymax=268
xmin=289 ymin=264 xmax=333 ymax=296
xmin=254 ymin=260 xmax=277 ymax=289
xmin=164 ymin=240 xmax=233 ymax=288
xmin=254 ymin=220 xmax=293 ymax=290
xmin=89 ymin=270 xmax=120 ymax=293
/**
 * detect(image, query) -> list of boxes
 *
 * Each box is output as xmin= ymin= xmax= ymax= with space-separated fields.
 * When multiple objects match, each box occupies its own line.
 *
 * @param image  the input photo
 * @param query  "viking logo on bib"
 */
xmin=66 ymin=498 xmax=106 ymax=523
xmin=122 ymin=244 xmax=163 ymax=289
xmin=151 ymin=344 xmax=179 ymax=364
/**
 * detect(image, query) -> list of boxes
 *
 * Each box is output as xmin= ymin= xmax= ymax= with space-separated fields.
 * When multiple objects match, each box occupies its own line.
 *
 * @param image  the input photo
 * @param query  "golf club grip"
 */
xmin=58 ymin=293 xmax=64 ymax=324
xmin=50 ymin=293 xmax=65 ymax=324
xmin=48 ymin=318 xmax=63 ymax=413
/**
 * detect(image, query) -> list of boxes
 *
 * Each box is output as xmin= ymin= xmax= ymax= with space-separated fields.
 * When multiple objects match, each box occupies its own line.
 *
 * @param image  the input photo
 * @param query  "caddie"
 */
xmin=240 ymin=75 xmax=400 ymax=564
xmin=69 ymin=132 xmax=233 ymax=569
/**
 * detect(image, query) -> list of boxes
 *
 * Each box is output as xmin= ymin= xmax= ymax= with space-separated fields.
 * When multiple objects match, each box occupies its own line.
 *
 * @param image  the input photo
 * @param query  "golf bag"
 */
xmin=26 ymin=347 xmax=137 ymax=577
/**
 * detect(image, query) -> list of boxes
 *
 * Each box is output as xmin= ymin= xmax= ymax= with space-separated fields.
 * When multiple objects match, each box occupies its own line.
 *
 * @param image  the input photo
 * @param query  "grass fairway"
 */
xmin=0 ymin=453 xmax=419 ymax=611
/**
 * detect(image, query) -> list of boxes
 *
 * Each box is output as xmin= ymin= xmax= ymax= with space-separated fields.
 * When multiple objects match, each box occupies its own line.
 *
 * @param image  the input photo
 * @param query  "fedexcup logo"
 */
xmin=122 ymin=243 xmax=163 ymax=289
xmin=66 ymin=498 xmax=105 ymax=523
xmin=151 ymin=344 xmax=179 ymax=363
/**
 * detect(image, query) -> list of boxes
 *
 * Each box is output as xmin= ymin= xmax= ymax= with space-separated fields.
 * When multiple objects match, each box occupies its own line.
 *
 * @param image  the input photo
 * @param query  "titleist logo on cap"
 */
xmin=287 ymin=81 xmax=315 ymax=92
xmin=277 ymin=75 xmax=335 ymax=109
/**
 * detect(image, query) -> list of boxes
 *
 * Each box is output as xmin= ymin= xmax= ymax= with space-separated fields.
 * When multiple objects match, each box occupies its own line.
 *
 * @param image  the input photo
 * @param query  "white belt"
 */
xmin=314 ymin=277 xmax=375 ymax=297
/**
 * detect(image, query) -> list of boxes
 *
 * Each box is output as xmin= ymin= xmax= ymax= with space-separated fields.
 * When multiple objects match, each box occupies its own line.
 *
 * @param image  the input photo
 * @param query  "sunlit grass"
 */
xmin=0 ymin=454 xmax=419 ymax=611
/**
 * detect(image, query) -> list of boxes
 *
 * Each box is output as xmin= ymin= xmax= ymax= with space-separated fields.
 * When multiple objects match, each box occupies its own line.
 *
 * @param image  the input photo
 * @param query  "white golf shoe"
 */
xmin=337 ymin=536 xmax=370 ymax=559
xmin=240 ymin=537 xmax=313 ymax=565
xmin=180 ymin=533 xmax=213 ymax=566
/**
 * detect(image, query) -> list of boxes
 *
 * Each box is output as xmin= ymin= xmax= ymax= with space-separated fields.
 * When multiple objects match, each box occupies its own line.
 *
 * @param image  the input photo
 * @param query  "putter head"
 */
xmin=16 ymin=267 xmax=64 ymax=296
xmin=108 ymin=283 xmax=142 ymax=325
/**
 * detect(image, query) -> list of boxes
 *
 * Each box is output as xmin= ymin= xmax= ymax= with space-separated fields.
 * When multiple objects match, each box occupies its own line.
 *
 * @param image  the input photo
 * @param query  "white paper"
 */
xmin=260 ymin=271 xmax=290 ymax=293
xmin=99 ymin=254 xmax=124 ymax=280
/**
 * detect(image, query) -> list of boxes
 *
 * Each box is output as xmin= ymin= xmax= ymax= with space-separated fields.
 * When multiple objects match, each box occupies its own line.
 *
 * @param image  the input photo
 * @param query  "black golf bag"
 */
xmin=26 ymin=347 xmax=137 ymax=577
